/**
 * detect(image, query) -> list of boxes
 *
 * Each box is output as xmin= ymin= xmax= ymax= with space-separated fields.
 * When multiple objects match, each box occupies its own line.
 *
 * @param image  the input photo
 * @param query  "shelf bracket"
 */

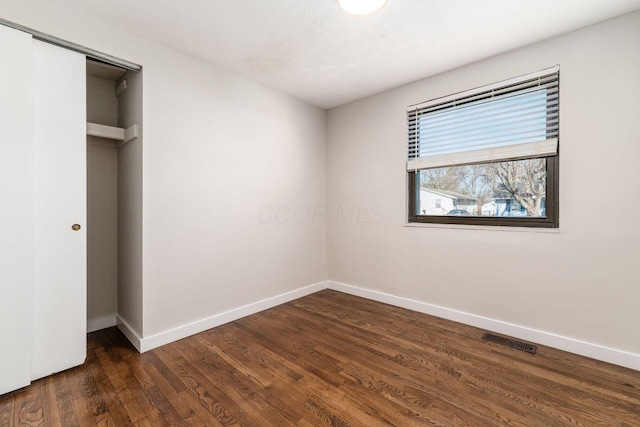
xmin=119 ymin=124 xmax=138 ymax=148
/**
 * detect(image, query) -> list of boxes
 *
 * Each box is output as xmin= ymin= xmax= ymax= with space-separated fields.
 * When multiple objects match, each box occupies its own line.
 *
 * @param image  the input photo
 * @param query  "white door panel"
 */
xmin=32 ymin=40 xmax=87 ymax=380
xmin=0 ymin=25 xmax=34 ymax=395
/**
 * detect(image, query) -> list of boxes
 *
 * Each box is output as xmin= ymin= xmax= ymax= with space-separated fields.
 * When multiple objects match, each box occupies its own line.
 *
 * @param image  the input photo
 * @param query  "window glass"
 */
xmin=415 ymin=158 xmax=546 ymax=218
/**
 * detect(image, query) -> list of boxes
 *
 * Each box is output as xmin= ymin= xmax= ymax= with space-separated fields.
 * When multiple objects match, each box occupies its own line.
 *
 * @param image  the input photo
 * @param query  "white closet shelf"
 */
xmin=86 ymin=122 xmax=138 ymax=147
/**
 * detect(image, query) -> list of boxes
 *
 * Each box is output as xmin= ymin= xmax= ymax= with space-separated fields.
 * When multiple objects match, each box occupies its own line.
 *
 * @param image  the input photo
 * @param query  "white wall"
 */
xmin=327 ymin=11 xmax=640 ymax=356
xmin=0 ymin=0 xmax=326 ymax=342
xmin=138 ymin=33 xmax=327 ymax=339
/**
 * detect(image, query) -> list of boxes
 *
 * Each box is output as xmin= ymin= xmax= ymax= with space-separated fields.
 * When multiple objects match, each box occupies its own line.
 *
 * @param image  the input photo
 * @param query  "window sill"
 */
xmin=404 ymin=221 xmax=560 ymax=233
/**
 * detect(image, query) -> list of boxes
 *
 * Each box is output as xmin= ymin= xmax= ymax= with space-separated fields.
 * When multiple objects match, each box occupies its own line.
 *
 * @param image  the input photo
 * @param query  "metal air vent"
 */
xmin=482 ymin=333 xmax=537 ymax=354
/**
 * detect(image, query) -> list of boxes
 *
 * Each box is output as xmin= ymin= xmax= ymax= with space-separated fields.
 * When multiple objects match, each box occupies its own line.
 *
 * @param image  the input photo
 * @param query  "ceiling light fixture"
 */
xmin=338 ymin=0 xmax=388 ymax=16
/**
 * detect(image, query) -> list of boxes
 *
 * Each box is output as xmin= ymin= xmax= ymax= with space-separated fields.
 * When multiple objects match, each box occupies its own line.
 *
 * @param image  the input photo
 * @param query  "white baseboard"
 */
xmin=113 ymin=279 xmax=640 ymax=371
xmin=137 ymin=281 xmax=327 ymax=353
xmin=87 ymin=313 xmax=117 ymax=333
xmin=116 ymin=315 xmax=143 ymax=352
xmin=327 ymin=280 xmax=640 ymax=372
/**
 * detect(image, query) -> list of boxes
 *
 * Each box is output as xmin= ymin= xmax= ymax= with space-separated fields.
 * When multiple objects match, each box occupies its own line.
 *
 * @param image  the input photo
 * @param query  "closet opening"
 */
xmin=86 ymin=59 xmax=142 ymax=334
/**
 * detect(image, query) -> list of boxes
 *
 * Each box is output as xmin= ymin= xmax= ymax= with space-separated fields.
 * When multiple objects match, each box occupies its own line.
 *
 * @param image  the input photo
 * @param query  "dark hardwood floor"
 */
xmin=1 ymin=290 xmax=639 ymax=426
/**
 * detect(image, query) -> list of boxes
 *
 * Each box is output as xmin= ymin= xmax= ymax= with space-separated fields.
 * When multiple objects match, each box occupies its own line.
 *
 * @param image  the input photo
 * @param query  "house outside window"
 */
xmin=407 ymin=66 xmax=559 ymax=228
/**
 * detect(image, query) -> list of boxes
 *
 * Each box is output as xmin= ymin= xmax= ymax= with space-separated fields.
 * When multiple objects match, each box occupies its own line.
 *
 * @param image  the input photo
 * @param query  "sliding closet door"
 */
xmin=32 ymin=40 xmax=87 ymax=380
xmin=0 ymin=26 xmax=34 ymax=395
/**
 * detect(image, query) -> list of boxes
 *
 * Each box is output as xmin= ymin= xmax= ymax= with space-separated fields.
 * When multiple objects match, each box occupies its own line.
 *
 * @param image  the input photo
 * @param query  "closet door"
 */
xmin=31 ymin=40 xmax=87 ymax=380
xmin=0 ymin=25 xmax=34 ymax=395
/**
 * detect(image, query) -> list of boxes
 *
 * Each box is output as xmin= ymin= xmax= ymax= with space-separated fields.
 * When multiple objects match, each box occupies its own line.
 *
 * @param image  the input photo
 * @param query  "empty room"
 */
xmin=1 ymin=0 xmax=640 ymax=425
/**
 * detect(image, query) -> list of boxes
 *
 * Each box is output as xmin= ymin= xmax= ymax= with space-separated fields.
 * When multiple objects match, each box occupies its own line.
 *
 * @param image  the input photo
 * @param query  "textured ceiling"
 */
xmin=55 ymin=0 xmax=640 ymax=109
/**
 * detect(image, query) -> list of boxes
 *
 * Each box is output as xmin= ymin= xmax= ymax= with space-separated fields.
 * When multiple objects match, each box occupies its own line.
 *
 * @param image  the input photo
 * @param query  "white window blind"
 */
xmin=407 ymin=66 xmax=559 ymax=171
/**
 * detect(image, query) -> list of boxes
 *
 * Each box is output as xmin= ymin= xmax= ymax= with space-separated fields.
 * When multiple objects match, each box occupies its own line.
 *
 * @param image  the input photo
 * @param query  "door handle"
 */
xmin=71 ymin=224 xmax=81 ymax=231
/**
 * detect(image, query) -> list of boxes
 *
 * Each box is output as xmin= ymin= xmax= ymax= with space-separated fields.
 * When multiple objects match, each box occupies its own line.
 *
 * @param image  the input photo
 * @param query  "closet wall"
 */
xmin=117 ymin=68 xmax=143 ymax=337
xmin=86 ymin=61 xmax=143 ymax=334
xmin=86 ymin=67 xmax=119 ymax=332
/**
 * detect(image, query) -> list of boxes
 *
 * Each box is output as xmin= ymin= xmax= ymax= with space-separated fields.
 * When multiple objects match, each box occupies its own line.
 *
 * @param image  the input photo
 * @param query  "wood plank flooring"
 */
xmin=1 ymin=290 xmax=639 ymax=426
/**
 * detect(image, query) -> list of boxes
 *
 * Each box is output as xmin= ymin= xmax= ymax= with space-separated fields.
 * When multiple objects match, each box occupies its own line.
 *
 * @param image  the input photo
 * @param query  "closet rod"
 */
xmin=0 ymin=18 xmax=141 ymax=71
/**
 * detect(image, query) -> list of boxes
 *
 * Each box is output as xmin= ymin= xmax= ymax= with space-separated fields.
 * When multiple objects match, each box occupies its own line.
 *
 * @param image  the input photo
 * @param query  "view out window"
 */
xmin=407 ymin=66 xmax=559 ymax=227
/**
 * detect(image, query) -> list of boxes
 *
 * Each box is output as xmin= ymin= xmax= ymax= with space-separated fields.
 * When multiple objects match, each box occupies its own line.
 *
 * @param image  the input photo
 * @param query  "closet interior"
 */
xmin=86 ymin=59 xmax=143 ymax=334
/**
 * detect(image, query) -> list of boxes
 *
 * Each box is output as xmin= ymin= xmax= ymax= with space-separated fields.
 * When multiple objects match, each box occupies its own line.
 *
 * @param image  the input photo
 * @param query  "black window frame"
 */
xmin=408 ymin=156 xmax=558 ymax=228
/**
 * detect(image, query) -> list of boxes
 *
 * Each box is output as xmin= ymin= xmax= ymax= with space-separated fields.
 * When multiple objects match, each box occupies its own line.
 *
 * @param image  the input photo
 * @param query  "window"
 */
xmin=407 ymin=66 xmax=559 ymax=227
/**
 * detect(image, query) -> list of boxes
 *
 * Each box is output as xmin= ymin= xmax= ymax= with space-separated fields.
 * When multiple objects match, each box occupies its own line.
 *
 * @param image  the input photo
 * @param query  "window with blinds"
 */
xmin=407 ymin=66 xmax=559 ymax=228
